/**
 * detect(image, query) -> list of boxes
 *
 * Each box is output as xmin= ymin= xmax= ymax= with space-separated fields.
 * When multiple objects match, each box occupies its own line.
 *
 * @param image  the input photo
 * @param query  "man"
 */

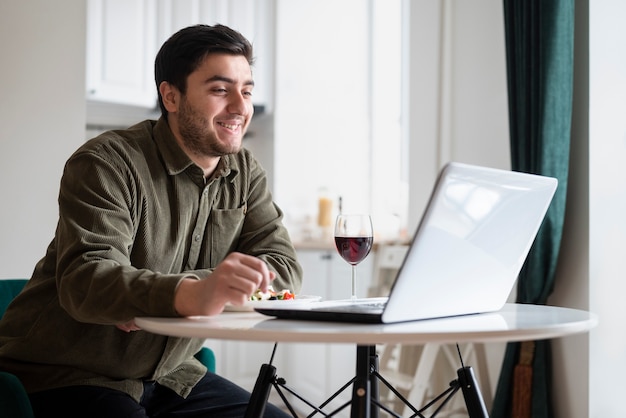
xmin=0 ymin=24 xmax=302 ymax=417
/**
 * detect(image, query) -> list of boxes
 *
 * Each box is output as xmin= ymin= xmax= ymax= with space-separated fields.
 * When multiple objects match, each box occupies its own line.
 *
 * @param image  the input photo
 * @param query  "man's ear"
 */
xmin=159 ymin=81 xmax=179 ymax=113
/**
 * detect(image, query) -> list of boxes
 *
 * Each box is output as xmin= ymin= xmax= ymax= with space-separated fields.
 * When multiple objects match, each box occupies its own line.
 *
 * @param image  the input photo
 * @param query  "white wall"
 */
xmin=0 ymin=1 xmax=87 ymax=277
xmin=407 ymin=0 xmax=510 ymax=232
xmin=588 ymin=0 xmax=626 ymax=410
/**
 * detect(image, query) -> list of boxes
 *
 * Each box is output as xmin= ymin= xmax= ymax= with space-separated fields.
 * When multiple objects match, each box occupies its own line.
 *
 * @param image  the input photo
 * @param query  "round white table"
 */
xmin=136 ymin=303 xmax=596 ymax=345
xmin=136 ymin=304 xmax=597 ymax=418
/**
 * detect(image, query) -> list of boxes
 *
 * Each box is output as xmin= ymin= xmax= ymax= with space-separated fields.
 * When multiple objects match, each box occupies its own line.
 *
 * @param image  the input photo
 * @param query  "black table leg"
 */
xmin=368 ymin=345 xmax=379 ymax=418
xmin=243 ymin=344 xmax=486 ymax=418
xmin=351 ymin=345 xmax=380 ymax=418
xmin=244 ymin=363 xmax=277 ymax=418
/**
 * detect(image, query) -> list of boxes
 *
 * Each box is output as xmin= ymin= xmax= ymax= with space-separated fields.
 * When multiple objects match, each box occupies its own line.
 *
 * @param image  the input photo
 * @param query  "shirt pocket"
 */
xmin=209 ymin=205 xmax=246 ymax=263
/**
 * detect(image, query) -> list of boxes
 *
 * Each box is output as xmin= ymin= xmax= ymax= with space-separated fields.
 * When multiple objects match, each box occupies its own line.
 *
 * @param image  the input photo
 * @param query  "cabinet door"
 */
xmin=160 ymin=0 xmax=273 ymax=107
xmin=296 ymin=248 xmax=374 ymax=300
xmin=329 ymin=252 xmax=374 ymax=300
xmin=296 ymin=249 xmax=331 ymax=298
xmin=86 ymin=0 xmax=159 ymax=108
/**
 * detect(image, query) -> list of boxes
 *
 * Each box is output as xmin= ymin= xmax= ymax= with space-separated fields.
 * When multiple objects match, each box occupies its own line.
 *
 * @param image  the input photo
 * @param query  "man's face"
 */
xmin=175 ymin=53 xmax=254 ymax=158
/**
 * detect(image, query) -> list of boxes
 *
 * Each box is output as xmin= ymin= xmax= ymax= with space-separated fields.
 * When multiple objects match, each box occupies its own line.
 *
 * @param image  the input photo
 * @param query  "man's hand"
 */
xmin=116 ymin=319 xmax=141 ymax=332
xmin=174 ymin=252 xmax=276 ymax=317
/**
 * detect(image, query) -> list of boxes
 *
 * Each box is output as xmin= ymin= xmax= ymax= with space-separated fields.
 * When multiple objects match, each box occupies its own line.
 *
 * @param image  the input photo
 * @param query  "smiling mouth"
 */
xmin=218 ymin=122 xmax=241 ymax=131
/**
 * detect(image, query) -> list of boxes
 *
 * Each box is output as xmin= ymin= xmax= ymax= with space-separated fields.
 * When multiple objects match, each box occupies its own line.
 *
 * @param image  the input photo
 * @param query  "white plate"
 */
xmin=224 ymin=295 xmax=322 ymax=312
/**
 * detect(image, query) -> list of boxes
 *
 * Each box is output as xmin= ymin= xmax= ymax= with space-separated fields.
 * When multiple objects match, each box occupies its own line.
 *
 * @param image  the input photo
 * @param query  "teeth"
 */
xmin=220 ymin=122 xmax=238 ymax=130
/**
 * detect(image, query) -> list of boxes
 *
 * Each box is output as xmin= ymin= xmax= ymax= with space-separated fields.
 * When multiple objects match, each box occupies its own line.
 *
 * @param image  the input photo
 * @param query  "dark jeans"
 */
xmin=28 ymin=371 xmax=289 ymax=418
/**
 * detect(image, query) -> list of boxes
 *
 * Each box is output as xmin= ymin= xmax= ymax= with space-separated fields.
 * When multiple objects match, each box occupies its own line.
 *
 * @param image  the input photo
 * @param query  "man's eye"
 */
xmin=243 ymin=91 xmax=253 ymax=97
xmin=212 ymin=88 xmax=227 ymax=94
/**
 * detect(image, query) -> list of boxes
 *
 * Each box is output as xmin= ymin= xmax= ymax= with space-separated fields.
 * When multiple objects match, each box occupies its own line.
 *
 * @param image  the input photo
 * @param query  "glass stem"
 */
xmin=351 ymin=264 xmax=357 ymax=300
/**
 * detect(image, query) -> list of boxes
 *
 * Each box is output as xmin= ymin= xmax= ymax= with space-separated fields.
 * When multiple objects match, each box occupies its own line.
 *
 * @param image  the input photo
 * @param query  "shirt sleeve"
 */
xmin=54 ymin=145 xmax=183 ymax=324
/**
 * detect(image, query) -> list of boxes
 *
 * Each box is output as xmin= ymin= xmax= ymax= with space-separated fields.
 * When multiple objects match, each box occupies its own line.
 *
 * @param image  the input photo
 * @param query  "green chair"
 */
xmin=0 ymin=278 xmax=215 ymax=417
xmin=0 ymin=279 xmax=36 ymax=418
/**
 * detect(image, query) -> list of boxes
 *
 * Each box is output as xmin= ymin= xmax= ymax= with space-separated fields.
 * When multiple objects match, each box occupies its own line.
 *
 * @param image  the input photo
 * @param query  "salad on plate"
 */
xmin=223 ymin=286 xmax=321 ymax=312
xmin=250 ymin=287 xmax=295 ymax=301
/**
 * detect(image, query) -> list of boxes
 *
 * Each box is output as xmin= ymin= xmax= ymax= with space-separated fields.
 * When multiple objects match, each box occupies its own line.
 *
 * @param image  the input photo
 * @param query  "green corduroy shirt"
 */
xmin=0 ymin=118 xmax=302 ymax=401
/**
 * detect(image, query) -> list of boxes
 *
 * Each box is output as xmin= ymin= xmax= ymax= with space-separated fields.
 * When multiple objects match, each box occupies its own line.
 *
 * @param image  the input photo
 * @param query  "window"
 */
xmin=273 ymin=0 xmax=407 ymax=242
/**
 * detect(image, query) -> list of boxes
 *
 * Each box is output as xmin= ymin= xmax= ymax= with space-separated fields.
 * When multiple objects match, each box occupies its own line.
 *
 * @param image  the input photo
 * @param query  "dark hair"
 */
xmin=154 ymin=24 xmax=254 ymax=116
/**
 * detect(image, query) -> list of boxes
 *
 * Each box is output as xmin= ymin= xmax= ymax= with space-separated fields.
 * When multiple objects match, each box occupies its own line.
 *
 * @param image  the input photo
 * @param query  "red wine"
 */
xmin=335 ymin=236 xmax=373 ymax=265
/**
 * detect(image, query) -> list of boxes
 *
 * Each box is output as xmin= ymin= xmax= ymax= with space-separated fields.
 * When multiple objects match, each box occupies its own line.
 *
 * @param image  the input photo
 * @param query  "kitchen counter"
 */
xmin=292 ymin=238 xmax=410 ymax=252
xmin=292 ymin=239 xmax=335 ymax=251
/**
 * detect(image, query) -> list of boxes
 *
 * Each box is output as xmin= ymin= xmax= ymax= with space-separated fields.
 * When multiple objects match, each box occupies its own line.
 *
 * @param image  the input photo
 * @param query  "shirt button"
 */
xmin=194 ymin=234 xmax=201 ymax=242
xmin=203 ymin=188 xmax=209 ymax=195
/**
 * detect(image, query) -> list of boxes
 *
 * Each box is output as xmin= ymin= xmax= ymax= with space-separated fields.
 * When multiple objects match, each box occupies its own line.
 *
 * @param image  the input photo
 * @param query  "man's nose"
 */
xmin=227 ymin=92 xmax=249 ymax=115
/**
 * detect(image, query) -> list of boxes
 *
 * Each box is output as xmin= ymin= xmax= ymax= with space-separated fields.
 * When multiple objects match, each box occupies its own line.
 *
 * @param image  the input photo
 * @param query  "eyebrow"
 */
xmin=206 ymin=75 xmax=254 ymax=87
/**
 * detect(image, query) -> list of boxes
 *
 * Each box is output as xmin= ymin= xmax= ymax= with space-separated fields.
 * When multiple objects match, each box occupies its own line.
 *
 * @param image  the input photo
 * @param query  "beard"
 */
xmin=177 ymin=97 xmax=242 ymax=158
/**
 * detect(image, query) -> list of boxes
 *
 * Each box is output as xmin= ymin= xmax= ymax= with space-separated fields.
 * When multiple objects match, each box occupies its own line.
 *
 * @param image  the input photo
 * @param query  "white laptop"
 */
xmin=256 ymin=162 xmax=558 ymax=324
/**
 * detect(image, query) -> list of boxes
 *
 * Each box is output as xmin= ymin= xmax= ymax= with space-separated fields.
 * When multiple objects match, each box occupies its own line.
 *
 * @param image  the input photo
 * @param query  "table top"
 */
xmin=135 ymin=303 xmax=597 ymax=345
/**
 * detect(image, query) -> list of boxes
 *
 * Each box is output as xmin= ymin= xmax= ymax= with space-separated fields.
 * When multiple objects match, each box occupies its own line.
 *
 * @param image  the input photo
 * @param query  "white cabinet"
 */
xmin=297 ymin=249 xmax=373 ymax=301
xmin=86 ymin=0 xmax=159 ymax=108
xmin=278 ymin=249 xmax=373 ymax=416
xmin=86 ymin=0 xmax=273 ymax=109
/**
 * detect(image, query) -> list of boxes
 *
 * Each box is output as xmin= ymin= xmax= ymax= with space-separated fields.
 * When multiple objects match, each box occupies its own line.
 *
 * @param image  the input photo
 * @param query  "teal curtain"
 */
xmin=491 ymin=1 xmax=575 ymax=418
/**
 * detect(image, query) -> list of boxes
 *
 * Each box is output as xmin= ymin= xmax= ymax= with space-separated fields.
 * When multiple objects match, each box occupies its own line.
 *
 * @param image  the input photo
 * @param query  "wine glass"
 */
xmin=334 ymin=214 xmax=373 ymax=299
